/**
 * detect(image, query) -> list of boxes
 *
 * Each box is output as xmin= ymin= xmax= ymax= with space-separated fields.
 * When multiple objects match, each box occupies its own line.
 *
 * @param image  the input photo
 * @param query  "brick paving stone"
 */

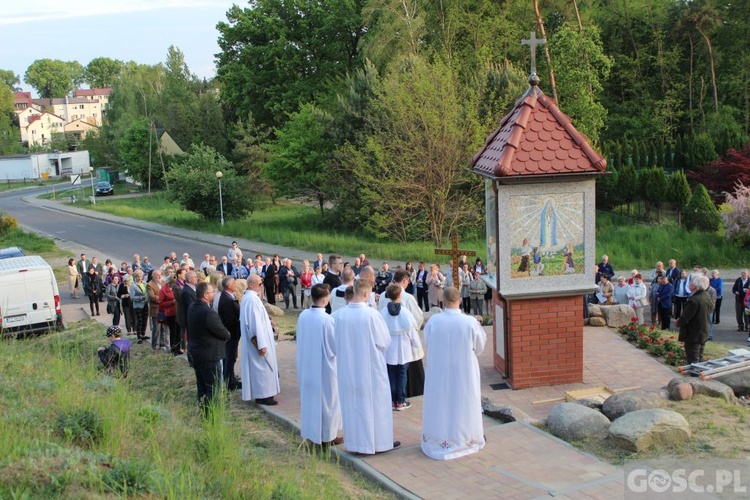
xmin=220 ymin=321 xmax=675 ymax=498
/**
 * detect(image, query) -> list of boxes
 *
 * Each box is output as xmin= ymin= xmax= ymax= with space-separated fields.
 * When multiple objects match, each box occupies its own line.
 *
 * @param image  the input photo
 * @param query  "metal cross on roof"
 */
xmin=521 ymin=31 xmax=546 ymax=85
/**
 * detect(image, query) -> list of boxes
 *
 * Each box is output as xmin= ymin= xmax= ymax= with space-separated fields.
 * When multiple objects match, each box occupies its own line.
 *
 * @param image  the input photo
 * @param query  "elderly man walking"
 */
xmin=676 ymin=275 xmax=714 ymax=365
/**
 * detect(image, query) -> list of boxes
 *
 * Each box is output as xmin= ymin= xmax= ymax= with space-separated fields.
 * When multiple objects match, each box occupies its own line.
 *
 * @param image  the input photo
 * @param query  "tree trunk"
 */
xmin=695 ymin=25 xmax=719 ymax=114
xmin=688 ymin=33 xmax=695 ymax=134
xmin=532 ymin=0 xmax=558 ymax=103
xmin=318 ymin=195 xmax=324 ymax=217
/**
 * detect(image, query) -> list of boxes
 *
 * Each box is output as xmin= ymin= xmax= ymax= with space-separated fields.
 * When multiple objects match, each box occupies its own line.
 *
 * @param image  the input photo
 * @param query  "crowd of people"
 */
xmin=595 ymin=256 xmax=750 ymax=365
xmin=73 ymin=245 xmax=488 ymax=460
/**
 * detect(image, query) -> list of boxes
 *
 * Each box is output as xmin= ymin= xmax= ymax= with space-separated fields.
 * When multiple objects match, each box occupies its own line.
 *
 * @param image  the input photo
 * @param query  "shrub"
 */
xmin=165 ymin=144 xmax=253 ymax=221
xmin=0 ymin=214 xmax=18 ymax=234
xmin=101 ymin=459 xmax=155 ymax=495
xmin=55 ymin=409 xmax=104 ymax=446
xmin=684 ymin=183 xmax=722 ymax=232
xmin=617 ymin=318 xmax=685 ymax=366
xmin=722 ymin=183 xmax=750 ymax=247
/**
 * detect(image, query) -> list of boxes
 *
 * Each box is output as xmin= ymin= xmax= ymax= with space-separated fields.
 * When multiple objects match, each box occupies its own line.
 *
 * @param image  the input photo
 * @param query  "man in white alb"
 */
xmin=240 ymin=275 xmax=280 ymax=405
xmin=296 ymin=284 xmax=342 ymax=445
xmin=335 ymin=279 xmax=399 ymax=454
xmin=421 ymin=287 xmax=486 ymax=460
xmin=330 ymin=268 xmax=355 ymax=313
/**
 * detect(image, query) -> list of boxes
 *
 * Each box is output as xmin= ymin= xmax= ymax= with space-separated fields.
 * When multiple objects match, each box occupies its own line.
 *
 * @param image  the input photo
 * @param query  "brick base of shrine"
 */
xmin=493 ymin=293 xmax=584 ymax=389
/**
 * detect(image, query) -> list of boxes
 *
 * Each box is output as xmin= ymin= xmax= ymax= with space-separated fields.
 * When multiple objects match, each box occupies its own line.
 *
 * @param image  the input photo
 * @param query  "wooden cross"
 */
xmin=435 ymin=234 xmax=476 ymax=288
xmin=521 ymin=31 xmax=546 ymax=78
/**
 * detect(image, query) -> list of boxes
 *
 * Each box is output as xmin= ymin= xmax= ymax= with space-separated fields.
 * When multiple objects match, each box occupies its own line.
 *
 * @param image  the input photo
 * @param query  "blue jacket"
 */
xmin=657 ymin=282 xmax=674 ymax=309
xmin=709 ymin=277 xmax=723 ymax=298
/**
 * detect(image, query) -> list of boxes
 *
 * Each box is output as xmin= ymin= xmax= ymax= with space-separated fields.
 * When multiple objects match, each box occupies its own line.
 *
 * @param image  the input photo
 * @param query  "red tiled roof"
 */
xmin=27 ymin=115 xmax=41 ymax=125
xmin=471 ymin=85 xmax=606 ymax=179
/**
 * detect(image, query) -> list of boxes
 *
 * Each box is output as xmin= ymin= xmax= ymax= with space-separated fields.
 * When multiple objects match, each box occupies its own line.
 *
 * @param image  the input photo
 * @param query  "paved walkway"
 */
xmin=64 ymin=295 xmax=679 ymax=499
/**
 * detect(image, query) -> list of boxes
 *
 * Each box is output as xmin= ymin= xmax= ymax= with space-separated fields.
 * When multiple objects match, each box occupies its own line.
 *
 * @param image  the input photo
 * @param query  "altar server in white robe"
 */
xmin=380 ymin=269 xmax=425 ymax=397
xmin=296 ymin=284 xmax=342 ymax=445
xmin=335 ymin=279 xmax=399 ymax=454
xmin=421 ymin=286 xmax=486 ymax=460
xmin=330 ymin=268 xmax=355 ymax=313
xmin=240 ymin=274 xmax=280 ymax=406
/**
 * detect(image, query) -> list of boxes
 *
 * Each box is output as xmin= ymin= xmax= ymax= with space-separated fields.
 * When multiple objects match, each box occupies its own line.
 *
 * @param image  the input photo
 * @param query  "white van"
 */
xmin=0 ymin=256 xmax=63 ymax=335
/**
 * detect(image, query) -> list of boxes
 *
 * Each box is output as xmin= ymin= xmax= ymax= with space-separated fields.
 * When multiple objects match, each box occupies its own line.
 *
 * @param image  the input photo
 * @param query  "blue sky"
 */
xmin=0 ymin=0 xmax=238 ymax=92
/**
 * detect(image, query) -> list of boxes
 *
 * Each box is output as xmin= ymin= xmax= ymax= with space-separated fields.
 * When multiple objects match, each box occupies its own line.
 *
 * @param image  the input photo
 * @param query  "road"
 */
xmin=0 ymin=183 xmax=232 ymax=265
xmin=2 ymin=183 xmax=749 ymax=347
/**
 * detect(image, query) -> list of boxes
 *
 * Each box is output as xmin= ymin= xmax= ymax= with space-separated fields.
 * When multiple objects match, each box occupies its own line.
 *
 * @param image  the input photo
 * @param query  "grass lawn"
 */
xmin=83 ymin=193 xmax=750 ymax=270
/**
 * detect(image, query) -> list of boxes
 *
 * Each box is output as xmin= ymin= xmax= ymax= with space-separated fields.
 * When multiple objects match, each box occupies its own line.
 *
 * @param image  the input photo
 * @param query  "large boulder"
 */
xmin=587 ymin=304 xmax=603 ymax=318
xmin=547 ymin=403 xmax=610 ymax=442
xmin=589 ymin=317 xmax=607 ymax=327
xmin=609 ymin=409 xmax=691 ymax=452
xmin=602 ymin=390 xmax=664 ymax=421
xmin=670 ymin=383 xmax=694 ymax=401
xmin=264 ymin=303 xmax=284 ymax=318
xmin=714 ymin=371 xmax=750 ymax=398
xmin=667 ymin=377 xmax=736 ymax=403
xmin=600 ymin=304 xmax=637 ymax=328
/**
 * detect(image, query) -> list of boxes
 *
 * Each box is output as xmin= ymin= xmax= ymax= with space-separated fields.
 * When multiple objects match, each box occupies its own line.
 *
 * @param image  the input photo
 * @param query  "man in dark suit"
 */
xmin=732 ymin=269 xmax=749 ymax=332
xmin=676 ymin=275 xmax=715 ymax=366
xmin=179 ymin=271 xmax=198 ymax=350
xmin=595 ymin=254 xmax=614 ymax=285
xmin=217 ymin=276 xmax=241 ymax=390
xmin=666 ymin=259 xmax=681 ymax=284
xmin=188 ymin=282 xmax=230 ymax=415
xmin=217 ymin=256 xmax=233 ymax=276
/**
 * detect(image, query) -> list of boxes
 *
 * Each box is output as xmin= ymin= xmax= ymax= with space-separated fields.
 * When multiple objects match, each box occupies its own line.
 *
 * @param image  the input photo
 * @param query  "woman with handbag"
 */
xmin=425 ymin=264 xmax=445 ymax=309
xmin=628 ymin=274 xmax=648 ymax=325
xmin=105 ymin=275 xmax=122 ymax=326
xmin=118 ymin=276 xmax=135 ymax=335
xmin=67 ymin=258 xmax=79 ymax=299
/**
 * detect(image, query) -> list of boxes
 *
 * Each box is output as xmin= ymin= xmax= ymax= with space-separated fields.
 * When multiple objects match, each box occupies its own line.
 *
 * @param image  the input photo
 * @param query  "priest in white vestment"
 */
xmin=296 ymin=284 xmax=342 ymax=445
xmin=330 ymin=268 xmax=355 ymax=313
xmin=240 ymin=275 xmax=280 ymax=405
xmin=422 ymin=287 xmax=486 ymax=460
xmin=335 ymin=279 xmax=399 ymax=454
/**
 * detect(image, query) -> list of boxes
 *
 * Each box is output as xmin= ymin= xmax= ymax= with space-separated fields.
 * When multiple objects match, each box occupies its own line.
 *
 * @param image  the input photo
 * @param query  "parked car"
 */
xmin=95 ymin=181 xmax=114 ymax=196
xmin=0 ymin=247 xmax=24 ymax=259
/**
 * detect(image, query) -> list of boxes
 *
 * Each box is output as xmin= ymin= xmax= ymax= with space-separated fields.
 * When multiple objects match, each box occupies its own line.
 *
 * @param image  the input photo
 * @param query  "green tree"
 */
xmin=264 ymin=103 xmax=336 ymax=215
xmin=644 ymin=167 xmax=668 ymax=221
xmin=165 ymin=144 xmax=252 ymax=221
xmin=343 ymin=55 xmax=483 ymax=244
xmin=118 ymin=117 xmax=158 ymax=188
xmin=84 ymin=57 xmax=124 ymax=88
xmin=548 ymin=22 xmax=613 ymax=144
xmin=0 ymin=70 xmax=20 ymax=90
xmin=684 ymin=183 xmax=721 ymax=232
xmin=686 ymin=132 xmax=718 ymax=170
xmin=25 ymin=59 xmax=83 ymax=97
xmin=231 ymin=115 xmax=271 ymax=197
xmin=596 ymin=165 xmax=620 ymax=210
xmin=216 ymin=0 xmax=365 ymax=129
xmin=618 ymin=164 xmax=638 ymax=216
xmin=0 ymin=81 xmax=22 ymax=154
xmin=669 ymin=170 xmax=692 ymax=227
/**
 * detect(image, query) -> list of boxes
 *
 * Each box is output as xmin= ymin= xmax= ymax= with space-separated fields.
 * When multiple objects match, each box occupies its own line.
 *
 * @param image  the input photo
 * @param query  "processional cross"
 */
xmin=521 ymin=31 xmax=546 ymax=84
xmin=435 ymin=234 xmax=476 ymax=289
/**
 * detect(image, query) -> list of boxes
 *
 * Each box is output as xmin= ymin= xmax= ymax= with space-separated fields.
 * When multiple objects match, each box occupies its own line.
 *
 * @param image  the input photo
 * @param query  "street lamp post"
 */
xmin=216 ymin=171 xmax=224 ymax=226
xmin=89 ymin=167 xmax=96 ymax=205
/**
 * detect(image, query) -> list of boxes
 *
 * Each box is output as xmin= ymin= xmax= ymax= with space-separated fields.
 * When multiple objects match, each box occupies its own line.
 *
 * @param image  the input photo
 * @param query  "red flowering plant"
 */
xmin=617 ymin=320 xmax=686 ymax=366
